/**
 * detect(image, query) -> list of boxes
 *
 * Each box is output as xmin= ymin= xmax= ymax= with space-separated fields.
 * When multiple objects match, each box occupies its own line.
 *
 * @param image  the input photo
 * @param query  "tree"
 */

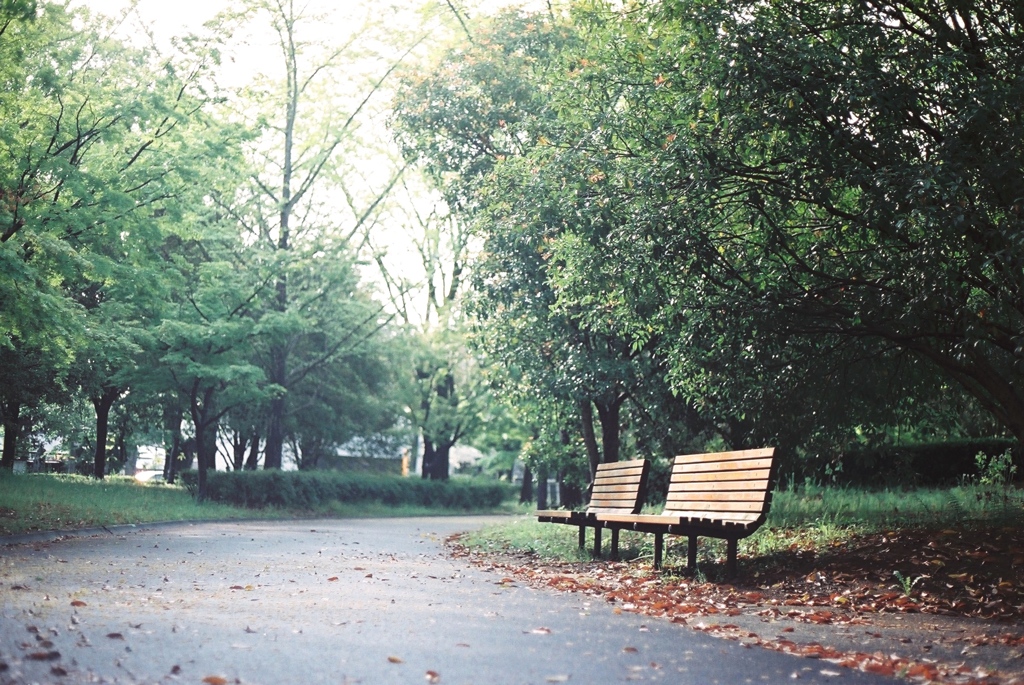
xmin=677 ymin=0 xmax=1024 ymax=442
xmin=156 ymin=223 xmax=273 ymax=500
xmin=208 ymin=0 xmax=414 ymax=470
xmin=392 ymin=9 xmax=696 ymax=490
xmin=0 ymin=2 xmax=221 ymax=472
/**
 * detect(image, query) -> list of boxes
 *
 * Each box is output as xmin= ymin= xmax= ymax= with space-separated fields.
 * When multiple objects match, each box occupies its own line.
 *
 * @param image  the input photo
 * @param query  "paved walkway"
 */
xmin=0 ymin=517 xmax=898 ymax=684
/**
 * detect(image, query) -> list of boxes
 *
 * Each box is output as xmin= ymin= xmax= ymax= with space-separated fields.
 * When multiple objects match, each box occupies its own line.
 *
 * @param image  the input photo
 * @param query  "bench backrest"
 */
xmin=663 ymin=448 xmax=776 ymax=525
xmin=587 ymin=458 xmax=651 ymax=515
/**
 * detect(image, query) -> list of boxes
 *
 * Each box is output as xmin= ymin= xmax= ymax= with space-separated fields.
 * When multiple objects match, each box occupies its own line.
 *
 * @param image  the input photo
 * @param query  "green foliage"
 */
xmin=394 ymin=0 xmax=1024 ymax=488
xmin=179 ymin=470 xmax=514 ymax=510
xmin=975 ymin=449 xmax=1018 ymax=488
xmin=767 ymin=483 xmax=1024 ymax=530
xmin=892 ymin=570 xmax=925 ymax=597
xmin=819 ymin=439 xmax=1022 ymax=487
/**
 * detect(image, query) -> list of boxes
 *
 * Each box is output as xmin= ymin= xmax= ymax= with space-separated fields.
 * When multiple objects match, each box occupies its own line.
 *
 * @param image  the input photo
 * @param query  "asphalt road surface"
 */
xmin=0 ymin=517 xmax=900 ymax=684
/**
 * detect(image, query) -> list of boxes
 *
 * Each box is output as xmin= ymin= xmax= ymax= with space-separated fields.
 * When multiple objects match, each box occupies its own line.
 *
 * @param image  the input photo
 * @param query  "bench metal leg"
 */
xmin=687 ymin=535 xmax=697 ymax=572
xmin=578 ymin=525 xmax=585 ymax=550
xmin=610 ymin=528 xmax=620 ymax=561
xmin=593 ymin=526 xmax=602 ymax=558
xmin=726 ymin=538 xmax=738 ymax=577
xmin=653 ymin=533 xmax=664 ymax=570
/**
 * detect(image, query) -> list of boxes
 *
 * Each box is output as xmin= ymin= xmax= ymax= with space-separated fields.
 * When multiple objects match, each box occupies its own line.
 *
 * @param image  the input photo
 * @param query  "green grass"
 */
xmin=0 ymin=472 xmax=523 ymax=537
xmin=0 ymin=472 xmax=275 ymax=535
xmin=462 ymin=484 xmax=1024 ymax=571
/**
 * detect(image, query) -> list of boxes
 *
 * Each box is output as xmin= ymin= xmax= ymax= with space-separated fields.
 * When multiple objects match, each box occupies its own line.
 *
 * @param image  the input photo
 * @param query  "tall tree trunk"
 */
xmin=163 ymin=403 xmax=183 ymax=484
xmin=421 ymin=436 xmax=435 ymax=479
xmin=421 ymin=437 xmax=451 ymax=480
xmin=165 ymin=431 xmax=182 ymax=484
xmin=432 ymin=442 xmax=451 ymax=480
xmin=92 ymin=388 xmax=119 ymax=479
xmin=579 ymin=399 xmax=601 ymax=481
xmin=232 ymin=431 xmax=247 ymax=471
xmin=0 ymin=401 xmax=21 ymax=469
xmin=189 ymin=385 xmax=217 ymax=502
xmin=519 ymin=465 xmax=533 ymax=504
xmin=244 ymin=433 xmax=260 ymax=470
xmin=595 ymin=397 xmax=623 ymax=464
xmin=536 ymin=464 xmax=549 ymax=510
xmin=264 ymin=379 xmax=286 ymax=469
xmin=264 ymin=3 xmax=298 ymax=471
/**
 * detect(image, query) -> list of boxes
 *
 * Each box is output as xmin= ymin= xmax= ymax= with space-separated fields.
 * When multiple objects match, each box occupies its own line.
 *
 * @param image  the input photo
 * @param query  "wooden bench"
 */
xmin=596 ymin=448 xmax=776 ymax=575
xmin=537 ymin=458 xmax=650 ymax=559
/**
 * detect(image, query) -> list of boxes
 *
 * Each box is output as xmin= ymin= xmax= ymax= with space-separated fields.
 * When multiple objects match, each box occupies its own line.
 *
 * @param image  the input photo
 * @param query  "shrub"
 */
xmin=833 ymin=438 xmax=1020 ymax=487
xmin=180 ymin=470 xmax=514 ymax=510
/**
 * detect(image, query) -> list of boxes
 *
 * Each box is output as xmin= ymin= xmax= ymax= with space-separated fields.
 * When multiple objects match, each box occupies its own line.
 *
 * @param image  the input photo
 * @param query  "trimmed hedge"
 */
xmin=179 ymin=470 xmax=514 ymax=510
xmin=835 ymin=438 xmax=1021 ymax=487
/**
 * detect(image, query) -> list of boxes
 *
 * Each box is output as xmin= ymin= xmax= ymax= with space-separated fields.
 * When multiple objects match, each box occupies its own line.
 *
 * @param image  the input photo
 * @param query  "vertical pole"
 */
xmin=578 ymin=524 xmax=585 ymax=550
xmin=610 ymin=528 xmax=620 ymax=561
xmin=593 ymin=526 xmax=602 ymax=558
xmin=726 ymin=538 xmax=738 ymax=577
xmin=653 ymin=533 xmax=664 ymax=570
xmin=688 ymin=535 xmax=697 ymax=571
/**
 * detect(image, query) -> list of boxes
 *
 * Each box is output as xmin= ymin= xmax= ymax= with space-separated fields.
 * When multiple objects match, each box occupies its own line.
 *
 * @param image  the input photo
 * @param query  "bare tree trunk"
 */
xmin=0 ymin=401 xmax=20 ymax=469
xmin=519 ymin=465 xmax=533 ymax=504
xmin=422 ymin=438 xmax=451 ymax=480
xmin=163 ymin=404 xmax=183 ymax=484
xmin=232 ymin=431 xmax=247 ymax=471
xmin=244 ymin=433 xmax=260 ymax=470
xmin=92 ymin=388 xmax=119 ymax=479
xmin=536 ymin=464 xmax=549 ymax=510
xmin=595 ymin=397 xmax=623 ymax=464
xmin=579 ymin=400 xmax=602 ymax=481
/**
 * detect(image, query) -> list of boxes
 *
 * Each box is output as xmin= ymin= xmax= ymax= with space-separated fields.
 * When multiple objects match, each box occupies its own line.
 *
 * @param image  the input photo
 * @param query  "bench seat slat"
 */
xmin=595 ymin=512 xmax=760 ymax=528
xmin=596 ymin=464 xmax=648 ymax=476
xmin=670 ymin=469 xmax=771 ymax=483
xmin=663 ymin=499 xmax=766 ymax=513
xmin=673 ymin=448 xmax=775 ymax=465
xmin=592 ymin=482 xmax=648 ymax=494
xmin=672 ymin=479 xmax=769 ymax=491
xmin=667 ymin=490 xmax=771 ymax=503
xmin=673 ymin=458 xmax=773 ymax=474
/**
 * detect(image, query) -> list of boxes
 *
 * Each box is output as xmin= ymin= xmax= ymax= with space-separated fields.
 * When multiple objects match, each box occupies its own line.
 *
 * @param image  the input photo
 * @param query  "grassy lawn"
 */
xmin=0 ymin=472 xmax=272 ymax=535
xmin=463 ymin=483 xmax=1024 ymax=567
xmin=0 ymin=472 xmax=523 ymax=537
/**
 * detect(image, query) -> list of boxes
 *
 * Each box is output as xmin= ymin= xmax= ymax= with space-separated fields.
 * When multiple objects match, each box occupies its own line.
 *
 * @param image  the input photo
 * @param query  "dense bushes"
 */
xmin=179 ymin=470 xmax=514 ymax=510
xmin=832 ymin=439 xmax=1021 ymax=487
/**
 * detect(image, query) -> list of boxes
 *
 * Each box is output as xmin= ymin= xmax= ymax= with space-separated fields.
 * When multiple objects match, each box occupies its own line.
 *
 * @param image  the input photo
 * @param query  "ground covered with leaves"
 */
xmin=451 ymin=524 xmax=1024 ymax=684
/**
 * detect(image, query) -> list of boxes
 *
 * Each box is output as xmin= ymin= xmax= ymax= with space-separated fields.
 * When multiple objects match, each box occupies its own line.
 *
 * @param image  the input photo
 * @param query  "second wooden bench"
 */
xmin=596 ymin=448 xmax=776 ymax=575
xmin=536 ymin=458 xmax=650 ymax=559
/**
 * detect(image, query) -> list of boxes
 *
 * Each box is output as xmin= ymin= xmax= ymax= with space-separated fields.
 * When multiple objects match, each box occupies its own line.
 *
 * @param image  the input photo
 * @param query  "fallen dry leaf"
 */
xmin=202 ymin=677 xmax=228 ymax=685
xmin=70 ymin=600 xmax=86 ymax=607
xmin=106 ymin=633 xmax=124 ymax=640
xmin=425 ymin=670 xmax=441 ymax=683
xmin=545 ymin=676 xmax=570 ymax=683
xmin=387 ymin=656 xmax=404 ymax=664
